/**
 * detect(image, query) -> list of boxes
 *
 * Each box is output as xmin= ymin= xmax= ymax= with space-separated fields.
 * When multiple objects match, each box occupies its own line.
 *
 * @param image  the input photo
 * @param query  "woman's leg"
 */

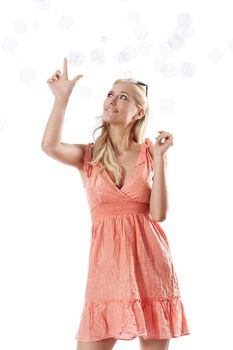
xmin=139 ymin=337 xmax=170 ymax=350
xmin=76 ymin=337 xmax=117 ymax=350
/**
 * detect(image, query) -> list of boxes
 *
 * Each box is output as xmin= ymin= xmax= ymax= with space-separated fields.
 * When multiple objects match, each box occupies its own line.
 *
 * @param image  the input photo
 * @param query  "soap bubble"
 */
xmin=33 ymin=0 xmax=51 ymax=10
xmin=123 ymin=71 xmax=133 ymax=79
xmin=33 ymin=22 xmax=40 ymax=29
xmin=114 ymin=46 xmax=137 ymax=64
xmin=159 ymin=97 xmax=175 ymax=113
xmin=1 ymin=37 xmax=18 ymax=53
xmin=179 ymin=62 xmax=197 ymax=78
xmin=90 ymin=48 xmax=105 ymax=64
xmin=177 ymin=13 xmax=193 ymax=27
xmin=208 ymin=48 xmax=223 ymax=64
xmin=134 ymin=25 xmax=148 ymax=40
xmin=127 ymin=11 xmax=141 ymax=23
xmin=0 ymin=117 xmax=7 ymax=131
xmin=168 ymin=33 xmax=185 ymax=50
xmin=58 ymin=16 xmax=74 ymax=30
xmin=138 ymin=42 xmax=153 ymax=56
xmin=174 ymin=25 xmax=195 ymax=38
xmin=228 ymin=38 xmax=233 ymax=51
xmin=13 ymin=20 xmax=27 ymax=34
xmin=100 ymin=35 xmax=108 ymax=43
xmin=162 ymin=64 xmax=177 ymax=78
xmin=154 ymin=58 xmax=168 ymax=72
xmin=159 ymin=42 xmax=173 ymax=58
xmin=68 ymin=51 xmax=86 ymax=65
xmin=20 ymin=69 xmax=36 ymax=83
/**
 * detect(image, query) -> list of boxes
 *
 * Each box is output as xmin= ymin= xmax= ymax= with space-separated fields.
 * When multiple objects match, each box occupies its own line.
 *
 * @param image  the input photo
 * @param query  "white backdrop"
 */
xmin=1 ymin=1 xmax=233 ymax=349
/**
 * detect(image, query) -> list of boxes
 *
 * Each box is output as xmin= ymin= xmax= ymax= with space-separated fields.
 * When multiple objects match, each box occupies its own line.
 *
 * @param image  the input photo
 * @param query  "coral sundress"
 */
xmin=75 ymin=138 xmax=190 ymax=342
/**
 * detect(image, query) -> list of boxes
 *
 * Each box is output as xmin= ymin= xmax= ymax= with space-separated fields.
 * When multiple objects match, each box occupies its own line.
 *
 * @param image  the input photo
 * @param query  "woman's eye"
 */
xmin=107 ymin=93 xmax=127 ymax=100
xmin=120 ymin=95 xmax=127 ymax=100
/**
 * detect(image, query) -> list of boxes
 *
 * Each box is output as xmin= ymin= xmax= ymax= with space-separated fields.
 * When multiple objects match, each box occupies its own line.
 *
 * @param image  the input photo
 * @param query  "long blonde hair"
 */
xmin=88 ymin=78 xmax=149 ymax=188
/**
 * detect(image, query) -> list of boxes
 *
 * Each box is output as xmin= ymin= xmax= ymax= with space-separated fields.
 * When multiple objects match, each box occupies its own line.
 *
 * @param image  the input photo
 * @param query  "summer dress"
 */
xmin=75 ymin=138 xmax=190 ymax=341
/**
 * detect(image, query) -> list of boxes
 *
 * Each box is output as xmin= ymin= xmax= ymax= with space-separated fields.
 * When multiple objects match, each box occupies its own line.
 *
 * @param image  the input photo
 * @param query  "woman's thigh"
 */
xmin=77 ymin=337 xmax=117 ymax=350
xmin=139 ymin=336 xmax=170 ymax=350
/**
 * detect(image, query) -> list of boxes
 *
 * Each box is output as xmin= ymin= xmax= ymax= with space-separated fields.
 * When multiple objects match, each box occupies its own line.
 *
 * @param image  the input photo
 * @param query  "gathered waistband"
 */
xmin=91 ymin=201 xmax=150 ymax=224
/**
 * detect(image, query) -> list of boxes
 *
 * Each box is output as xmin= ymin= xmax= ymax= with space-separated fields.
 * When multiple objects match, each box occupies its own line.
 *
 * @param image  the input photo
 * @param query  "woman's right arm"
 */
xmin=41 ymin=58 xmax=85 ymax=170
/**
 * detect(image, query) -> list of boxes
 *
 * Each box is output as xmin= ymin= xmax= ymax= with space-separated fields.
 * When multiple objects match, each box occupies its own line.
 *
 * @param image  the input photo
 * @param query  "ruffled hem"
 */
xmin=75 ymin=295 xmax=190 ymax=342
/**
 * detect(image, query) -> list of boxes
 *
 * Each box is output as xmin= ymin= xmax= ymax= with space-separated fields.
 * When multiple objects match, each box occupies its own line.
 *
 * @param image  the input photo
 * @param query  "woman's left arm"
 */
xmin=149 ymin=154 xmax=168 ymax=222
xmin=149 ymin=131 xmax=173 ymax=222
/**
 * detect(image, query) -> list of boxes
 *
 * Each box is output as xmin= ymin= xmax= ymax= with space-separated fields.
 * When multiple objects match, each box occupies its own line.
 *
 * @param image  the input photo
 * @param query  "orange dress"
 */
xmin=75 ymin=138 xmax=190 ymax=342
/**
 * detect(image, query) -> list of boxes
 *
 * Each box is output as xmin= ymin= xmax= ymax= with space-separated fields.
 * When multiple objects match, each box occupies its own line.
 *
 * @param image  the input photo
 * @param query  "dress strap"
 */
xmin=145 ymin=137 xmax=153 ymax=147
xmin=83 ymin=143 xmax=93 ymax=177
xmin=144 ymin=138 xmax=154 ymax=175
xmin=145 ymin=138 xmax=154 ymax=161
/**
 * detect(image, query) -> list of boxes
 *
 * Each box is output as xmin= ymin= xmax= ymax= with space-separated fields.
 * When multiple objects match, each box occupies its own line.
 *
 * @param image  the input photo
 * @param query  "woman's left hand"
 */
xmin=153 ymin=131 xmax=173 ymax=157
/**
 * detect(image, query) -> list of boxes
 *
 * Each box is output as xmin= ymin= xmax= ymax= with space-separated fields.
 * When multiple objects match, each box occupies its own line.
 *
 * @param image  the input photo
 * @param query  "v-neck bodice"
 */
xmin=103 ymin=142 xmax=147 ymax=191
xmin=83 ymin=138 xmax=155 ymax=219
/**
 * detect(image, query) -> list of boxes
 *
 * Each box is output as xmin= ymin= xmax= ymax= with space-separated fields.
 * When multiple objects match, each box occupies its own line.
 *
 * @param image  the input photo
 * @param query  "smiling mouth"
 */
xmin=105 ymin=108 xmax=118 ymax=113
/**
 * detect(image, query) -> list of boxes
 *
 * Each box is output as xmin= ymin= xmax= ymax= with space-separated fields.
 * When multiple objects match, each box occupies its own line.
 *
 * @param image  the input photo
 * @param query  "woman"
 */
xmin=42 ymin=58 xmax=190 ymax=350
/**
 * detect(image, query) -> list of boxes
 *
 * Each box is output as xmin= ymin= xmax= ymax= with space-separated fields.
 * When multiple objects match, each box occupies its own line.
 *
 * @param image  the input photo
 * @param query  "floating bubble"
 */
xmin=162 ymin=64 xmax=177 ymax=78
xmin=177 ymin=13 xmax=193 ymax=27
xmin=228 ymin=38 xmax=233 ymax=51
xmin=0 ymin=117 xmax=7 ymax=131
xmin=33 ymin=22 xmax=40 ymax=29
xmin=138 ymin=42 xmax=153 ymax=56
xmin=1 ymin=37 xmax=18 ymax=53
xmin=154 ymin=58 xmax=168 ymax=72
xmin=68 ymin=51 xmax=86 ymax=65
xmin=100 ymin=35 xmax=108 ymax=43
xmin=79 ymin=86 xmax=92 ymax=99
xmin=13 ymin=20 xmax=27 ymax=34
xmin=123 ymin=71 xmax=133 ymax=79
xmin=174 ymin=25 xmax=195 ymax=38
xmin=114 ymin=46 xmax=137 ymax=64
xmin=179 ymin=62 xmax=197 ymax=78
xmin=58 ymin=16 xmax=74 ymax=30
xmin=208 ymin=48 xmax=223 ymax=64
xmin=90 ymin=48 xmax=105 ymax=64
xmin=168 ymin=33 xmax=185 ymax=50
xmin=127 ymin=11 xmax=141 ymax=23
xmin=159 ymin=97 xmax=175 ymax=113
xmin=159 ymin=42 xmax=173 ymax=57
xmin=20 ymin=68 xmax=36 ymax=83
xmin=33 ymin=0 xmax=51 ymax=10
xmin=134 ymin=25 xmax=148 ymax=40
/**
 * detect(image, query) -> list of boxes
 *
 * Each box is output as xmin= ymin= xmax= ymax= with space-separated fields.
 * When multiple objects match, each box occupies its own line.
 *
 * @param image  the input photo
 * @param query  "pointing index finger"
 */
xmin=63 ymin=57 xmax=68 ymax=79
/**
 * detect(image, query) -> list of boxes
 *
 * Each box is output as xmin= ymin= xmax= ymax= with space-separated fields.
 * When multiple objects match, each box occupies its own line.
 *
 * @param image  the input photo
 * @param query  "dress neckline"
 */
xmin=103 ymin=141 xmax=147 ymax=192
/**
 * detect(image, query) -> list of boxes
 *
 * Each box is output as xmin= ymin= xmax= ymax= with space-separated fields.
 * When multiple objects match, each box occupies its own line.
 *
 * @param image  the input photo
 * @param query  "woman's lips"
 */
xmin=105 ymin=108 xmax=118 ymax=112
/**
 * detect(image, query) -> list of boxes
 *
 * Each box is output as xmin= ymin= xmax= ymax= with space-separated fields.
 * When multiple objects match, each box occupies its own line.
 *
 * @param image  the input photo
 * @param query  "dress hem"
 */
xmin=75 ymin=331 xmax=191 ymax=342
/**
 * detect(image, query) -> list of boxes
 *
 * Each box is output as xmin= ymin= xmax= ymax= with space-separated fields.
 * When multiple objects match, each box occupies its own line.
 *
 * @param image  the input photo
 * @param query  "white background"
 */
xmin=1 ymin=0 xmax=233 ymax=349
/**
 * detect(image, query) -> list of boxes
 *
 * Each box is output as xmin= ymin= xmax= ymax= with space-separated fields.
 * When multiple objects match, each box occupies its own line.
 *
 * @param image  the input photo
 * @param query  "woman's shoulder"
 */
xmin=145 ymin=138 xmax=154 ymax=161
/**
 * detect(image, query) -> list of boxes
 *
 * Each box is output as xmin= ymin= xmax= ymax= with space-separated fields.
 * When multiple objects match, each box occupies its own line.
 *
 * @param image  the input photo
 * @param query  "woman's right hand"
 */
xmin=47 ymin=57 xmax=83 ymax=100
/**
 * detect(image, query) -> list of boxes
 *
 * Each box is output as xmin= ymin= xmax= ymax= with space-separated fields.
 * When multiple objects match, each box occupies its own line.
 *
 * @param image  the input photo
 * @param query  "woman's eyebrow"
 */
xmin=108 ymin=90 xmax=129 ymax=95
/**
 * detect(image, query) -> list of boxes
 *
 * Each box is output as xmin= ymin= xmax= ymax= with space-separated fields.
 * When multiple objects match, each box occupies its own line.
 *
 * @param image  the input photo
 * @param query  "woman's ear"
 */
xmin=137 ymin=108 xmax=145 ymax=119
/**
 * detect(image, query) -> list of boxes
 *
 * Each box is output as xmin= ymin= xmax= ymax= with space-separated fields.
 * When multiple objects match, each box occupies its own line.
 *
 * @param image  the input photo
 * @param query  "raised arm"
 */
xmin=41 ymin=57 xmax=85 ymax=169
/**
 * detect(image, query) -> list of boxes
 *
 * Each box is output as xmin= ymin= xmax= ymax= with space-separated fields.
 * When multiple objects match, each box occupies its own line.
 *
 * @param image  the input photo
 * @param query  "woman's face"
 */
xmin=103 ymin=82 xmax=142 ymax=126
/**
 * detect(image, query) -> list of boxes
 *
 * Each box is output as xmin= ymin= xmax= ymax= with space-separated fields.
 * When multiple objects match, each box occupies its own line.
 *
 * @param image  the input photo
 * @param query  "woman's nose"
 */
xmin=110 ymin=96 xmax=117 ymax=104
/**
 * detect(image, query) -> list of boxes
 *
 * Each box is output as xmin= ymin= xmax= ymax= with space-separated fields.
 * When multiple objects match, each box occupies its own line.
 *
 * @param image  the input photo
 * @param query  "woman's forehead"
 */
xmin=111 ymin=82 xmax=135 ymax=93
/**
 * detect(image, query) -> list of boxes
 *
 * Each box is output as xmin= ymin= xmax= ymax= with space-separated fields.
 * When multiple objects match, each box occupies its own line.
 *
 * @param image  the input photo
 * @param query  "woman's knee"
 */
xmin=77 ymin=337 xmax=117 ymax=350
